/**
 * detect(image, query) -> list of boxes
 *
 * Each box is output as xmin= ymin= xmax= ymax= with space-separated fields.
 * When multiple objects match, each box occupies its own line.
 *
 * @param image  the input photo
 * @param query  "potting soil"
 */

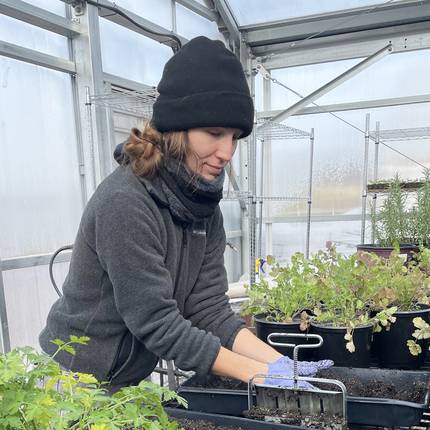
xmin=314 ymin=369 xmax=428 ymax=403
xmin=199 ymin=373 xmax=427 ymax=404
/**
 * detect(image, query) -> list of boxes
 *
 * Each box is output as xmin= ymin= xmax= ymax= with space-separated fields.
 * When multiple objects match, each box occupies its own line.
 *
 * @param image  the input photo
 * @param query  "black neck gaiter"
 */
xmin=158 ymin=157 xmax=225 ymax=222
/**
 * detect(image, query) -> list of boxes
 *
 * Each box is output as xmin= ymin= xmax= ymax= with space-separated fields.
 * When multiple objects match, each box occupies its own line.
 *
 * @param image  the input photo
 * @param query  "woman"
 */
xmin=40 ymin=36 xmax=330 ymax=394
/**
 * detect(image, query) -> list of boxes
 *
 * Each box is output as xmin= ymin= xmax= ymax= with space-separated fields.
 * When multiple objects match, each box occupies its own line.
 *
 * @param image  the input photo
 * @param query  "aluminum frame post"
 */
xmin=361 ymin=114 xmax=371 ymax=244
xmin=70 ymin=2 xmax=110 ymax=198
xmin=0 ymin=257 xmax=10 ymax=354
xmin=371 ymin=122 xmax=380 ymax=243
xmin=306 ymin=129 xmax=315 ymax=259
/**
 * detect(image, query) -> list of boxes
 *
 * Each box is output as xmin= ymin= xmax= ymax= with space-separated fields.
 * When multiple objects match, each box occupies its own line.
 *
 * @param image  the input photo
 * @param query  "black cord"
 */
xmin=83 ymin=0 xmax=182 ymax=51
xmin=49 ymin=245 xmax=74 ymax=297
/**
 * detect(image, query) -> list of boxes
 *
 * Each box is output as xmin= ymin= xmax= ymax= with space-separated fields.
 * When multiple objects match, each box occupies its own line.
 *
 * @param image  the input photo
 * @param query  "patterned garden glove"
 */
xmin=272 ymin=356 xmax=334 ymax=377
xmin=264 ymin=356 xmax=334 ymax=389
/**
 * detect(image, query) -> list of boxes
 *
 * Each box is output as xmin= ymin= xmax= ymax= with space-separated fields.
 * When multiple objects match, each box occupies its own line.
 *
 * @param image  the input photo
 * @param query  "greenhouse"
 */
xmin=1 ymin=1 xmax=430 ymax=429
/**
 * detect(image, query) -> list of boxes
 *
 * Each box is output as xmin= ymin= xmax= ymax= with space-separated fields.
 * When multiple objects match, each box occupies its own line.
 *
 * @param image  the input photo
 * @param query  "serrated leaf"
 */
xmin=62 ymin=344 xmax=76 ymax=355
xmin=50 ymin=339 xmax=65 ymax=347
xmin=407 ymin=340 xmax=422 ymax=356
xmin=346 ymin=340 xmax=355 ymax=353
xmin=413 ymin=317 xmax=428 ymax=329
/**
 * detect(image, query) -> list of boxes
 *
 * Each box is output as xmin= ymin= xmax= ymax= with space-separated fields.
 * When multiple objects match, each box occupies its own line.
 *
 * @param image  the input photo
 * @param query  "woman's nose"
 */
xmin=216 ymin=136 xmax=236 ymax=162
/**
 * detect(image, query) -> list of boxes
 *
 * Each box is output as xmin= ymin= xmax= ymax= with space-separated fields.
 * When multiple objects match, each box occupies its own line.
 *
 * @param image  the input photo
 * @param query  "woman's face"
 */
xmin=186 ymin=127 xmax=242 ymax=180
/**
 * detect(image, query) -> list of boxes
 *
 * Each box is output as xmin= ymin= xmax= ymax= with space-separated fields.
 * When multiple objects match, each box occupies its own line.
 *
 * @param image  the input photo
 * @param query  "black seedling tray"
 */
xmin=176 ymin=367 xmax=430 ymax=427
xmin=164 ymin=404 xmax=321 ymax=430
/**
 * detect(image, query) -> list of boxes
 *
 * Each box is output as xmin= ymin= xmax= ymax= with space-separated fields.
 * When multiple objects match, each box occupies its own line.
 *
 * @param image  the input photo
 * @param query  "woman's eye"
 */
xmin=209 ymin=131 xmax=221 ymax=137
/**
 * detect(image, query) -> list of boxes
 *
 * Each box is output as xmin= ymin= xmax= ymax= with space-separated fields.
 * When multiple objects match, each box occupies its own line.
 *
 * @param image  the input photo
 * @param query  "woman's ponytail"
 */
xmin=122 ymin=124 xmax=164 ymax=179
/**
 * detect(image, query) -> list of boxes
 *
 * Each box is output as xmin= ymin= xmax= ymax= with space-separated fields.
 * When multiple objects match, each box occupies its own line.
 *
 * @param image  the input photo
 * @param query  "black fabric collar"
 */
xmin=158 ymin=158 xmax=225 ymax=222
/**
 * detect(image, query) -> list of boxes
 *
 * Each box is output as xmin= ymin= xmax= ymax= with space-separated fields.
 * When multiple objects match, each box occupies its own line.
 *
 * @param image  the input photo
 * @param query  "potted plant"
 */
xmin=240 ymin=252 xmax=319 ymax=360
xmin=307 ymin=243 xmax=396 ymax=368
xmin=0 ymin=335 xmax=187 ymax=429
xmin=374 ymin=245 xmax=430 ymax=369
xmin=360 ymin=170 xmax=430 ymax=258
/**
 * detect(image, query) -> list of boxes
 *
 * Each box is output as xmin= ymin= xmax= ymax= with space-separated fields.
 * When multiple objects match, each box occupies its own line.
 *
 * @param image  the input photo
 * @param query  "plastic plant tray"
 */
xmin=164 ymin=404 xmax=321 ymax=430
xmin=176 ymin=367 xmax=430 ymax=427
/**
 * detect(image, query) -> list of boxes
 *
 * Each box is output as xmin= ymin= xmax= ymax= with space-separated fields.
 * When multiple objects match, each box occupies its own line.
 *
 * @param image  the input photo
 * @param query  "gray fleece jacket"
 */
xmin=39 ymin=164 xmax=246 ymax=386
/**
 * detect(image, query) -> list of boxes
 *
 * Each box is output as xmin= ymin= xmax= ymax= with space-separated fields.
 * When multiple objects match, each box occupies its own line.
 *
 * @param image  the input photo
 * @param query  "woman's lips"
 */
xmin=205 ymin=164 xmax=223 ymax=175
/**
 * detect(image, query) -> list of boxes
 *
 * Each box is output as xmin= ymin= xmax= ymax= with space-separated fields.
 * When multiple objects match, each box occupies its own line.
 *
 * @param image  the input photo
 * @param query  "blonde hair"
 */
xmin=122 ymin=122 xmax=189 ymax=179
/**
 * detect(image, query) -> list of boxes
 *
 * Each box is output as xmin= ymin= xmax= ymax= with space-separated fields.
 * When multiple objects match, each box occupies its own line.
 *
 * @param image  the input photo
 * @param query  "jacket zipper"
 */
xmin=173 ymin=224 xmax=188 ymax=297
xmin=107 ymin=330 xmax=130 ymax=382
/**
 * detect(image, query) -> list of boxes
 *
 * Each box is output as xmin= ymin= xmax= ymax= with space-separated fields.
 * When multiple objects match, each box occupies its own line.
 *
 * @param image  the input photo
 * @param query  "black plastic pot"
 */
xmin=377 ymin=304 xmax=430 ymax=370
xmin=310 ymin=322 xmax=372 ymax=368
xmin=253 ymin=313 xmax=317 ymax=361
xmin=356 ymin=243 xmax=420 ymax=262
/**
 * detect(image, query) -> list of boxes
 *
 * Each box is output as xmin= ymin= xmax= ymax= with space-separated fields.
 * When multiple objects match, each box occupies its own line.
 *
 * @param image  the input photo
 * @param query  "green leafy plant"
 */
xmin=410 ymin=169 xmax=430 ymax=246
xmin=370 ymin=173 xmax=411 ymax=247
xmin=407 ymin=317 xmax=430 ymax=356
xmin=0 ymin=336 xmax=187 ymax=430
xmin=376 ymin=246 xmax=430 ymax=312
xmin=240 ymin=252 xmax=318 ymax=327
xmin=369 ymin=170 xmax=430 ymax=247
xmin=308 ymin=243 xmax=398 ymax=352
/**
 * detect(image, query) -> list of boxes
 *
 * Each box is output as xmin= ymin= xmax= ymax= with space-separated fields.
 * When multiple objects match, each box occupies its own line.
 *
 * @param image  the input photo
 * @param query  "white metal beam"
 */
xmin=253 ymin=22 xmax=430 ymax=69
xmin=257 ymin=94 xmax=430 ymax=118
xmin=175 ymin=0 xmax=217 ymax=22
xmin=260 ymin=44 xmax=393 ymax=126
xmin=75 ymin=0 xmax=188 ymax=50
xmin=241 ymin=0 xmax=430 ymax=47
xmin=103 ymin=73 xmax=154 ymax=92
xmin=212 ymin=0 xmax=240 ymax=47
xmin=0 ymin=40 xmax=76 ymax=74
xmin=0 ymin=0 xmax=80 ymax=38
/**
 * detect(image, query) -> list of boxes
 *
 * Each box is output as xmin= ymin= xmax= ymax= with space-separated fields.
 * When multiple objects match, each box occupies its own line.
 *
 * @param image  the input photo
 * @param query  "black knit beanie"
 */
xmin=152 ymin=36 xmax=254 ymax=138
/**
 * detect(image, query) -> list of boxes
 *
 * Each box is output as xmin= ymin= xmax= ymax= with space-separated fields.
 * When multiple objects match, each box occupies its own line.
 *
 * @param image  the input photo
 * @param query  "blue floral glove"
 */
xmin=264 ymin=356 xmax=334 ymax=388
xmin=272 ymin=356 xmax=333 ymax=377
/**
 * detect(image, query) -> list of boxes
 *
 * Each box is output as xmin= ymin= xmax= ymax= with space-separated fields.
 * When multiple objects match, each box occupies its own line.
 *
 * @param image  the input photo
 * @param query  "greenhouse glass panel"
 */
xmin=270 ymin=49 xmax=430 ymax=109
xmin=0 ymin=15 xmax=69 ymax=60
xmin=269 ymin=220 xmax=362 ymax=265
xmin=175 ymin=4 xmax=225 ymax=41
xmin=99 ymin=19 xmax=172 ymax=86
xmin=0 ymin=58 xmax=82 ymax=258
xmin=104 ymin=0 xmax=172 ymax=29
xmin=220 ymin=201 xmax=242 ymax=232
xmin=3 ymin=263 xmax=69 ymax=351
xmin=226 ymin=0 xmax=401 ymax=26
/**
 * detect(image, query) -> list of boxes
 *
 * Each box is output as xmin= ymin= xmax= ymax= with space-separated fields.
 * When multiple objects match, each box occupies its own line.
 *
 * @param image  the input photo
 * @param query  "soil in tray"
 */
xmin=243 ymin=407 xmax=344 ymax=429
xmin=198 ymin=373 xmax=427 ymax=403
xmin=314 ymin=369 xmax=427 ymax=403
xmin=169 ymin=417 xmax=238 ymax=430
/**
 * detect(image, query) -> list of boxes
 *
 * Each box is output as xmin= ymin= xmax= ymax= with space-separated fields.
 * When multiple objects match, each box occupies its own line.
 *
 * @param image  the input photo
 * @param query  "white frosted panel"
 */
xmin=266 ymin=103 xmax=430 ymax=218
xmin=0 ymin=58 xmax=82 ymax=258
xmin=0 ymin=15 xmax=69 ymax=59
xmin=109 ymin=0 xmax=172 ymax=29
xmin=220 ymin=200 xmax=241 ymax=231
xmin=271 ymin=49 xmax=430 ymax=109
xmin=3 ymin=263 xmax=70 ymax=350
xmin=269 ymin=221 xmax=361 ymax=265
xmin=176 ymin=4 xmax=225 ymax=41
xmin=30 ymin=0 xmax=66 ymax=15
xmin=226 ymin=0 xmax=396 ymax=26
xmin=99 ymin=19 xmax=172 ymax=86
